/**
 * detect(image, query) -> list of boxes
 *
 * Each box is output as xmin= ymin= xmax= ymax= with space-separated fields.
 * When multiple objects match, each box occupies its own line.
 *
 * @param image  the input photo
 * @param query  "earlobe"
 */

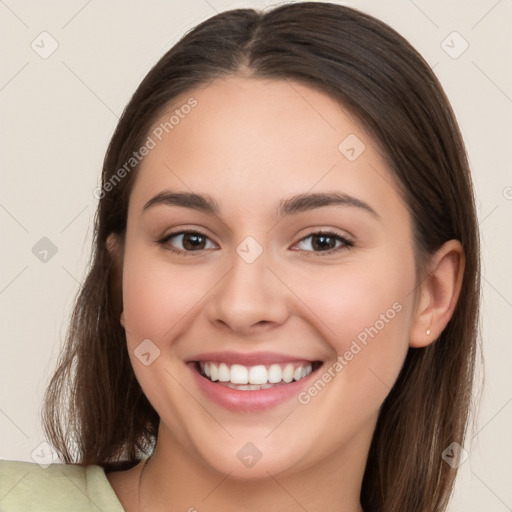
xmin=106 ymin=232 xmax=125 ymax=270
xmin=106 ymin=233 xmax=120 ymax=259
xmin=409 ymin=240 xmax=465 ymax=348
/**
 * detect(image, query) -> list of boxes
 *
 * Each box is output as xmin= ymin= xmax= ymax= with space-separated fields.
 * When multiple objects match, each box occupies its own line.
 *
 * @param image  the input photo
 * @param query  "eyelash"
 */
xmin=156 ymin=229 xmax=354 ymax=256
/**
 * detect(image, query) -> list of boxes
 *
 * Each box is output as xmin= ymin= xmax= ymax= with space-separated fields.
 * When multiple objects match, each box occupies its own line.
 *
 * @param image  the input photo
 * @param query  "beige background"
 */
xmin=1 ymin=0 xmax=511 ymax=510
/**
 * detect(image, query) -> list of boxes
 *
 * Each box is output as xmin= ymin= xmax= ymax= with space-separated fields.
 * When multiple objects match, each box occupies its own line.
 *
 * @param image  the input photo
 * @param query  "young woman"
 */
xmin=0 ymin=2 xmax=480 ymax=511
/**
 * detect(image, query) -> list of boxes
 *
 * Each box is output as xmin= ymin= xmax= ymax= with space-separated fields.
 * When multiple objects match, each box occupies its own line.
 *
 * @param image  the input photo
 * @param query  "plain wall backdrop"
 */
xmin=1 ymin=0 xmax=511 ymax=510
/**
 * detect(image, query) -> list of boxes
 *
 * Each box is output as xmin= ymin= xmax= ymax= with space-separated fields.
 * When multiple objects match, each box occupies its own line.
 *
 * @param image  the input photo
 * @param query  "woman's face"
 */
xmin=118 ymin=75 xmax=420 ymax=478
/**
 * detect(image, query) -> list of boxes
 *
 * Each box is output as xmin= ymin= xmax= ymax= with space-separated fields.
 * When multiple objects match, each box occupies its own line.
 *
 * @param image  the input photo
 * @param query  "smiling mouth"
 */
xmin=193 ymin=360 xmax=323 ymax=391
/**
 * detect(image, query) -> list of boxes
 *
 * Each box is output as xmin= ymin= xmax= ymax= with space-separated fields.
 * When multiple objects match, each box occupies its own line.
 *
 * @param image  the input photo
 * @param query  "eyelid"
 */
xmin=291 ymin=230 xmax=354 ymax=253
xmin=156 ymin=228 xmax=354 ymax=255
xmin=156 ymin=228 xmax=218 ymax=256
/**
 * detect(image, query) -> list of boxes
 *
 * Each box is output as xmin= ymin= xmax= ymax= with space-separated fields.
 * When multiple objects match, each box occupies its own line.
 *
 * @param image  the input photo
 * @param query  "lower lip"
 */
xmin=188 ymin=363 xmax=321 ymax=411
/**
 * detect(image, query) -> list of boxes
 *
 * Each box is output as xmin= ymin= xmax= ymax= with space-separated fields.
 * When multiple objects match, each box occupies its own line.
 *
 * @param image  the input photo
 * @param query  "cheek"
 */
xmin=287 ymin=255 xmax=416 ymax=401
xmin=293 ymin=260 xmax=413 ymax=341
xmin=121 ymin=244 xmax=211 ymax=342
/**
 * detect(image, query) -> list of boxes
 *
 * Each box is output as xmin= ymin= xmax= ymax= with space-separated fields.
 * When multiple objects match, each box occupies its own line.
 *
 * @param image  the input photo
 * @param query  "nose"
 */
xmin=205 ymin=247 xmax=290 ymax=337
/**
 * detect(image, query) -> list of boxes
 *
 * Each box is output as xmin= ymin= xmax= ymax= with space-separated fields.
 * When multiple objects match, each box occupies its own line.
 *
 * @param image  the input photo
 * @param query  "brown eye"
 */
xmin=157 ymin=230 xmax=216 ymax=254
xmin=181 ymin=233 xmax=207 ymax=250
xmin=295 ymin=231 xmax=353 ymax=253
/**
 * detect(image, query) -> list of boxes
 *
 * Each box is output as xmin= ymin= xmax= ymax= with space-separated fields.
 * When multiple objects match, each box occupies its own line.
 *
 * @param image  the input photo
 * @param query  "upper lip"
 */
xmin=186 ymin=351 xmax=320 ymax=366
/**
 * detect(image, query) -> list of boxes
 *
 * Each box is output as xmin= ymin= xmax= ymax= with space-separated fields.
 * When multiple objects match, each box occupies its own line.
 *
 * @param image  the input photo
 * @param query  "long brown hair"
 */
xmin=42 ymin=3 xmax=480 ymax=510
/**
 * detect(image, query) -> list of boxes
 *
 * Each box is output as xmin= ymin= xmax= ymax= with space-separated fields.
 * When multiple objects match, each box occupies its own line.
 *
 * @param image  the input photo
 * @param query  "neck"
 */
xmin=140 ymin=423 xmax=370 ymax=512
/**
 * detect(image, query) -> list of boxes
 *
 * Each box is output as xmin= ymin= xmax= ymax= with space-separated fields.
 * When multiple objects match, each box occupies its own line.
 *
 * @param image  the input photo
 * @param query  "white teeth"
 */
xmin=249 ymin=365 xmax=268 ymax=385
xmin=198 ymin=361 xmax=314 ymax=387
xmin=218 ymin=362 xmax=230 ymax=382
xmin=226 ymin=383 xmax=274 ymax=390
xmin=282 ymin=363 xmax=294 ymax=383
xmin=230 ymin=364 xmax=249 ymax=384
xmin=267 ymin=364 xmax=282 ymax=384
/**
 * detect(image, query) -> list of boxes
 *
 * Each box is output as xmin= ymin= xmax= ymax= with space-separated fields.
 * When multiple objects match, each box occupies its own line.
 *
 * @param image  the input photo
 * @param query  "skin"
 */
xmin=105 ymin=75 xmax=464 ymax=511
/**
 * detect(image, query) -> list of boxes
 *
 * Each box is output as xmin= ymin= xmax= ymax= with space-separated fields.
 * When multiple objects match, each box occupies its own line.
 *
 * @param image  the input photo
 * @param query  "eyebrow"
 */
xmin=142 ymin=190 xmax=379 ymax=219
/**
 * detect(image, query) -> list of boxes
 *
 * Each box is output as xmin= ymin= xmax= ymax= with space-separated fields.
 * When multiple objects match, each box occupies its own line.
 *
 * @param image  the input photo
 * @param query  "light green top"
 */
xmin=0 ymin=459 xmax=125 ymax=511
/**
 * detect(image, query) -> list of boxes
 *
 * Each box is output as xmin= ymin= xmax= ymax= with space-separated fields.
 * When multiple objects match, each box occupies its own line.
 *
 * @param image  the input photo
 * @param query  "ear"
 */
xmin=106 ymin=233 xmax=125 ymax=328
xmin=409 ymin=239 xmax=465 ymax=348
xmin=106 ymin=232 xmax=123 ymax=262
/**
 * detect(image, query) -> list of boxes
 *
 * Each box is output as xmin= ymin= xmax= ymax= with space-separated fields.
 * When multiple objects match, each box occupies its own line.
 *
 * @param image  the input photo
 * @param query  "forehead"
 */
xmin=128 ymin=75 xmax=406 ymax=223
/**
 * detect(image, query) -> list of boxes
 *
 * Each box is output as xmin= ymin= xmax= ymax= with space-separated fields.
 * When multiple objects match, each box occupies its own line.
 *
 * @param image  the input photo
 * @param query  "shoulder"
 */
xmin=0 ymin=459 xmax=125 ymax=511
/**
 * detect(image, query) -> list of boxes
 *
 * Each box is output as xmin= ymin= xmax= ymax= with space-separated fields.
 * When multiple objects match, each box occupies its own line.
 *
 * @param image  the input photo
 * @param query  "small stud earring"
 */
xmin=426 ymin=328 xmax=431 ymax=335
